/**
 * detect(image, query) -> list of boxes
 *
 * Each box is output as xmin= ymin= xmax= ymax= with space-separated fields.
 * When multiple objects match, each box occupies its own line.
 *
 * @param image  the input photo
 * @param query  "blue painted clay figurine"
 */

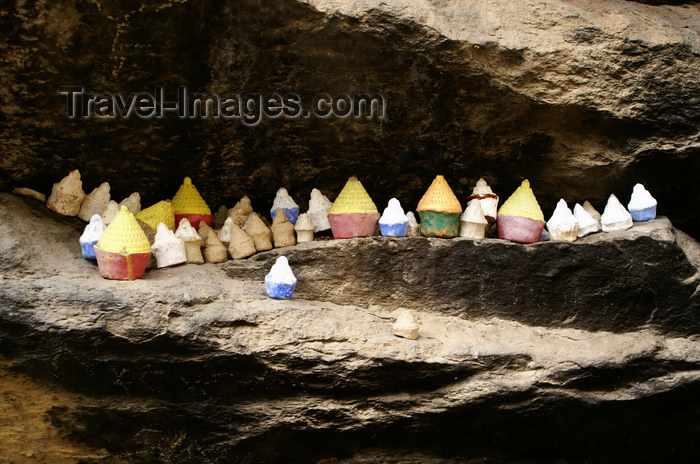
xmin=379 ymin=198 xmax=409 ymax=237
xmin=270 ymin=188 xmax=300 ymax=224
xmin=79 ymin=214 xmax=106 ymax=259
xmin=265 ymin=256 xmax=297 ymax=299
xmin=627 ymin=183 xmax=657 ymax=222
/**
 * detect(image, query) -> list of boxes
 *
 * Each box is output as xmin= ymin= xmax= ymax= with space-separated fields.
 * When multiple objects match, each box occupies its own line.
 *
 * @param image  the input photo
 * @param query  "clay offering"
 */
xmin=601 ymin=194 xmax=633 ymax=232
xmin=573 ymin=203 xmax=600 ymax=237
xmin=308 ymin=188 xmax=333 ymax=232
xmin=628 ymin=183 xmax=657 ymax=222
xmin=327 ymin=176 xmax=380 ymax=239
xmin=270 ymin=187 xmax=300 ymax=224
xmin=582 ymin=201 xmax=601 ymax=224
xmin=213 ymin=205 xmax=228 ymax=229
xmin=244 ymin=213 xmax=273 ymax=251
xmin=172 ymin=177 xmax=213 ymax=230
xmin=416 ymin=175 xmax=462 ymax=238
xmin=12 ymin=187 xmax=46 ymax=202
xmin=175 ymin=218 xmax=204 ymax=264
xmin=229 ymin=223 xmax=257 ymax=259
xmin=198 ymin=221 xmax=215 ymax=242
xmin=459 ymin=201 xmax=489 ymax=239
xmin=379 ymin=198 xmax=409 ymax=237
xmin=467 ymin=178 xmax=499 ymax=223
xmin=101 ymin=201 xmax=120 ymax=225
xmin=218 ymin=217 xmax=234 ymax=246
xmin=46 ymin=170 xmax=86 ymax=216
xmin=94 ymin=206 xmax=152 ymax=280
xmin=79 ymin=214 xmax=106 ymax=259
xmin=203 ymin=233 xmax=228 ymax=264
xmin=265 ymin=256 xmax=297 ymax=299
xmin=137 ymin=219 xmax=156 ymax=245
xmin=271 ymin=208 xmax=296 ymax=248
xmin=294 ymin=213 xmax=315 ymax=243
xmin=228 ymin=196 xmax=253 ymax=228
xmin=546 ymin=199 xmax=578 ymax=242
xmin=78 ymin=182 xmax=111 ymax=221
xmin=151 ymin=223 xmax=186 ymax=269
xmin=119 ymin=192 xmax=141 ymax=214
xmin=496 ymin=180 xmax=545 ymax=244
xmin=406 ymin=212 xmax=420 ymax=237
xmin=135 ymin=200 xmax=175 ymax=231
xmin=393 ymin=310 xmax=419 ymax=340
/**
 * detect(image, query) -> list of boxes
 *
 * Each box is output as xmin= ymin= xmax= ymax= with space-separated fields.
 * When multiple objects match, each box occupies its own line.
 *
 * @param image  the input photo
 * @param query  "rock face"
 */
xmin=1 ymin=193 xmax=700 ymax=462
xmin=1 ymin=0 xmax=699 ymax=239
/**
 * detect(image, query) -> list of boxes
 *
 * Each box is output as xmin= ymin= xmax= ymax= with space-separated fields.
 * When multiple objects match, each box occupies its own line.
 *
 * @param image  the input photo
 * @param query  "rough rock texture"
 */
xmin=1 ymin=193 xmax=700 ymax=462
xmin=1 ymin=0 xmax=699 ymax=239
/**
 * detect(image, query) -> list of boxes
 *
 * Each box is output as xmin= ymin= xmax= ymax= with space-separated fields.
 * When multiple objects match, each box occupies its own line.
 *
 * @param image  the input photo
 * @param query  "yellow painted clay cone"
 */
xmin=136 ymin=200 xmax=175 ymax=231
xmin=496 ymin=179 xmax=545 ymax=244
xmin=95 ymin=206 xmax=152 ymax=280
xmin=171 ymin=177 xmax=213 ymax=231
xmin=327 ymin=176 xmax=380 ymax=239
xmin=416 ymin=175 xmax=462 ymax=237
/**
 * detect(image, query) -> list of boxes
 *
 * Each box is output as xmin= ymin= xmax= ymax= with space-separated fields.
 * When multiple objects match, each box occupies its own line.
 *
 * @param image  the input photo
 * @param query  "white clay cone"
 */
xmin=459 ymin=201 xmax=489 ymax=239
xmin=101 ymin=200 xmax=120 ymax=225
xmin=152 ymin=223 xmax=187 ymax=268
xmin=46 ymin=170 xmax=86 ymax=216
xmin=582 ymin=201 xmax=601 ymax=224
xmin=379 ymin=198 xmax=409 ymax=237
xmin=308 ymin=188 xmax=333 ymax=232
xmin=393 ymin=310 xmax=419 ymax=340
xmin=546 ymin=199 xmax=578 ymax=242
xmin=294 ymin=213 xmax=315 ymax=243
xmin=175 ymin=218 xmax=204 ymax=264
xmin=601 ymin=194 xmax=633 ymax=232
xmin=119 ymin=192 xmax=141 ymax=214
xmin=218 ymin=217 xmax=234 ymax=247
xmin=78 ymin=182 xmax=111 ymax=221
xmin=573 ymin=203 xmax=600 ymax=237
xmin=627 ymin=183 xmax=657 ymax=222
xmin=406 ymin=211 xmax=420 ymax=237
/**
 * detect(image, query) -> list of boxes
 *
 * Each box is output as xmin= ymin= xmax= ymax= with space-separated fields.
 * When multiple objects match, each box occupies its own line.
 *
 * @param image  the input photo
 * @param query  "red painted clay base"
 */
xmin=497 ymin=214 xmax=545 ymax=244
xmin=95 ymin=248 xmax=152 ymax=280
xmin=328 ymin=213 xmax=380 ymax=239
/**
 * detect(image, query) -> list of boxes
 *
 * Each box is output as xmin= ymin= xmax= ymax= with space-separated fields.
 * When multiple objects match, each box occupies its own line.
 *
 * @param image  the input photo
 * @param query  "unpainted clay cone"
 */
xmin=218 ymin=217 xmax=234 ymax=246
xmin=78 ymin=182 xmax=111 ymax=221
xmin=546 ymin=199 xmax=578 ymax=242
xmin=271 ymin=207 xmax=296 ymax=248
xmin=393 ymin=310 xmax=419 ymax=340
xmin=406 ymin=211 xmax=420 ymax=237
xmin=152 ymin=223 xmax=186 ymax=269
xmin=119 ymin=192 xmax=141 ymax=214
xmin=203 ymin=232 xmax=228 ymax=263
xmin=308 ymin=188 xmax=332 ymax=232
xmin=573 ymin=203 xmax=600 ymax=237
xmin=229 ymin=223 xmax=257 ymax=259
xmin=198 ymin=221 xmax=214 ymax=242
xmin=79 ymin=214 xmax=106 ymax=259
xmin=582 ymin=201 xmax=601 ymax=224
xmin=175 ymin=218 xmax=204 ymax=264
xmin=228 ymin=196 xmax=253 ymax=228
xmin=294 ymin=213 xmax=315 ymax=243
xmin=101 ymin=200 xmax=120 ymax=225
xmin=459 ymin=201 xmax=489 ymax=239
xmin=46 ymin=170 xmax=86 ymax=216
xmin=244 ymin=213 xmax=273 ymax=251
xmin=213 ymin=205 xmax=228 ymax=229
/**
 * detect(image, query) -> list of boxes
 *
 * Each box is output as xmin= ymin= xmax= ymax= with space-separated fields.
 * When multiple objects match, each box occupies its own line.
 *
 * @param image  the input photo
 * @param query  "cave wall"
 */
xmin=1 ymin=0 xmax=699 ymax=237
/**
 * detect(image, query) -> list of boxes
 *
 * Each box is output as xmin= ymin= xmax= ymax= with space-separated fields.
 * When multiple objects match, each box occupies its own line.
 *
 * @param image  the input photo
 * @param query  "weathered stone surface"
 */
xmin=1 ymin=193 xmax=700 ymax=462
xmin=1 ymin=0 xmax=699 ymax=240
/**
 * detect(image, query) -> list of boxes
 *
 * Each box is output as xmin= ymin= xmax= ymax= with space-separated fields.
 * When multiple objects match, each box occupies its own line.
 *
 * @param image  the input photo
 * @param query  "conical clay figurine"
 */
xmin=151 ymin=223 xmax=186 ymax=269
xmin=497 ymin=180 xmax=545 ymax=244
xmin=327 ymin=177 xmax=380 ymax=239
xmin=393 ymin=310 xmax=419 ymax=340
xmin=265 ymin=256 xmax=297 ymax=299
xmin=203 ymin=233 xmax=228 ymax=264
xmin=101 ymin=200 xmax=120 ymax=225
xmin=218 ymin=217 xmax=234 ymax=247
xmin=582 ymin=201 xmax=601 ymax=224
xmin=94 ymin=206 xmax=152 ymax=280
xmin=270 ymin=187 xmax=300 ymax=224
xmin=308 ymin=188 xmax=332 ymax=233
xmin=546 ymin=199 xmax=578 ymax=242
xmin=416 ymin=175 xmax=462 ymax=238
xmin=406 ymin=212 xmax=420 ymax=237
xmin=119 ymin=192 xmax=141 ymax=214
xmin=46 ymin=170 xmax=86 ymax=216
xmin=78 ymin=182 xmax=111 ymax=221
xmin=172 ymin=177 xmax=213 ymax=231
xmin=136 ymin=200 xmax=175 ymax=231
xmin=213 ymin=205 xmax=228 ymax=229
xmin=468 ymin=178 xmax=499 ymax=223
xmin=244 ymin=213 xmax=273 ymax=251
xmin=294 ymin=213 xmax=315 ymax=243
xmin=198 ymin=221 xmax=214 ymax=241
xmin=459 ymin=201 xmax=489 ymax=239
xmin=379 ymin=198 xmax=409 ymax=237
xmin=271 ymin=208 xmax=296 ymax=248
xmin=79 ymin=214 xmax=106 ymax=259
xmin=229 ymin=223 xmax=257 ymax=259
xmin=175 ymin=218 xmax=204 ymax=264
xmin=228 ymin=196 xmax=253 ymax=228
xmin=628 ymin=183 xmax=657 ymax=222
xmin=601 ymin=194 xmax=633 ymax=232
xmin=573 ymin=203 xmax=600 ymax=237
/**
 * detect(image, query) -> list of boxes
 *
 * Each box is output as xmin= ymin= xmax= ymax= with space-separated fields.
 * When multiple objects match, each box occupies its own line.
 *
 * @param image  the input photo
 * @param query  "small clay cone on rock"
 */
xmin=308 ymin=188 xmax=332 ymax=232
xmin=546 ymin=199 xmax=578 ymax=242
xmin=203 ymin=232 xmax=228 ymax=263
xmin=406 ymin=211 xmax=420 ymax=237
xmin=218 ymin=217 xmax=234 ymax=247
xmin=229 ymin=223 xmax=256 ymax=259
xmin=101 ymin=200 xmax=120 ymax=225
xmin=244 ymin=213 xmax=273 ymax=251
xmin=393 ymin=310 xmax=419 ymax=340
xmin=213 ymin=205 xmax=228 ymax=229
xmin=582 ymin=201 xmax=601 ymax=224
xmin=294 ymin=213 xmax=315 ymax=243
xmin=175 ymin=218 xmax=204 ymax=264
xmin=271 ymin=207 xmax=296 ymax=248
xmin=198 ymin=221 xmax=214 ymax=241
xmin=119 ymin=192 xmax=141 ymax=214
xmin=46 ymin=169 xmax=86 ymax=216
xmin=228 ymin=196 xmax=253 ymax=228
xmin=78 ymin=182 xmax=111 ymax=221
